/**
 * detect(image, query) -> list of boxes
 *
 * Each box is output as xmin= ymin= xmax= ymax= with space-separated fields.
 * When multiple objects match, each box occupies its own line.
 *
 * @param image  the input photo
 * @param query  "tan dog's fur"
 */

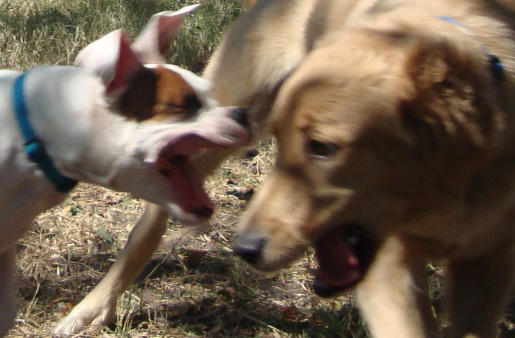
xmin=103 ymin=0 xmax=515 ymax=337
xmin=232 ymin=0 xmax=515 ymax=337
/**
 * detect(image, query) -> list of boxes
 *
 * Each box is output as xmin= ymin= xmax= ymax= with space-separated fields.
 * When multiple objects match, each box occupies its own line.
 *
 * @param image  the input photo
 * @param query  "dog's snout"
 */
xmin=230 ymin=107 xmax=250 ymax=128
xmin=233 ymin=233 xmax=265 ymax=265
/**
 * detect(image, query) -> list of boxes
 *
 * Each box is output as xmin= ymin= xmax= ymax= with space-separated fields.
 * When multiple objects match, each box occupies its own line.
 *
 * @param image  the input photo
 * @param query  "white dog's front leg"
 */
xmin=0 ymin=248 xmax=17 ymax=337
xmin=356 ymin=235 xmax=439 ymax=338
xmin=53 ymin=204 xmax=169 ymax=336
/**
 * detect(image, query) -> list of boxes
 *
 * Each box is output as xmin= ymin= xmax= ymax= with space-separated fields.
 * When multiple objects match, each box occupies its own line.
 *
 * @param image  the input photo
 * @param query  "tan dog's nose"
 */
xmin=233 ymin=232 xmax=265 ymax=265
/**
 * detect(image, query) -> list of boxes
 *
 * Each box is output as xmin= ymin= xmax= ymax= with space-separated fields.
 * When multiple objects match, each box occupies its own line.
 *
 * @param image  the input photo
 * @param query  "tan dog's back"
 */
xmin=203 ymin=0 xmax=386 ymax=142
xmin=204 ymin=0 xmax=316 ymax=118
xmin=228 ymin=0 xmax=515 ymax=338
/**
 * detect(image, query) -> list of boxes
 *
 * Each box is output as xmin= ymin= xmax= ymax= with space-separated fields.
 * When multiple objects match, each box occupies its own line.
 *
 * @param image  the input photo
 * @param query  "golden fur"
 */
xmin=226 ymin=0 xmax=515 ymax=337
xmin=132 ymin=0 xmax=515 ymax=337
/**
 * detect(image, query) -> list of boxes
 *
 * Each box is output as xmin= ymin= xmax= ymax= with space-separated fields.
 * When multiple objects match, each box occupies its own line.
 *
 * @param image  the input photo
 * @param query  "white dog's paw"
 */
xmin=52 ymin=298 xmax=116 ymax=336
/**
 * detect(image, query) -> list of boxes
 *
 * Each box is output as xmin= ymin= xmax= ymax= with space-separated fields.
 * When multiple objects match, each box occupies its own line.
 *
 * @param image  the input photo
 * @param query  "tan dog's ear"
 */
xmin=405 ymin=47 xmax=449 ymax=91
xmin=399 ymin=38 xmax=505 ymax=184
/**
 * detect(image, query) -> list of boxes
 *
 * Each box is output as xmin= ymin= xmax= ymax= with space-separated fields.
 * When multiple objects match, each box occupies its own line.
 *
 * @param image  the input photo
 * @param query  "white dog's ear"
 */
xmin=76 ymin=29 xmax=160 ymax=120
xmin=76 ymin=29 xmax=146 ymax=95
xmin=131 ymin=4 xmax=201 ymax=64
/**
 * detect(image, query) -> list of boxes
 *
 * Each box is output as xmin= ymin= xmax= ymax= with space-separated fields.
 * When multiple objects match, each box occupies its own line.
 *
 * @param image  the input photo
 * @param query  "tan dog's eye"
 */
xmin=306 ymin=139 xmax=339 ymax=159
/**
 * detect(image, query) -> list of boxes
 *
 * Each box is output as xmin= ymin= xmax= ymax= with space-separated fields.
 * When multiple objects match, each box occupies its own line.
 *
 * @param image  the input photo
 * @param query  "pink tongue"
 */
xmin=315 ymin=229 xmax=362 ymax=287
xmin=155 ymin=156 xmax=214 ymax=214
xmin=154 ymin=133 xmax=229 ymax=216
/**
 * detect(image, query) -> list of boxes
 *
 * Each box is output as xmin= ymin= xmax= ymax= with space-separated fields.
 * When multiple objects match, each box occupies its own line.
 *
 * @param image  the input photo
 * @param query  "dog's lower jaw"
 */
xmin=166 ymin=202 xmax=213 ymax=225
xmin=312 ymin=278 xmax=357 ymax=298
xmin=312 ymin=224 xmax=377 ymax=298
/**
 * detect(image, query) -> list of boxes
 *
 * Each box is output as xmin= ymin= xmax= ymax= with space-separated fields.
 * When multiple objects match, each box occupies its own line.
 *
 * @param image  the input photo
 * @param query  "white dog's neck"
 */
xmin=19 ymin=66 xmax=138 ymax=189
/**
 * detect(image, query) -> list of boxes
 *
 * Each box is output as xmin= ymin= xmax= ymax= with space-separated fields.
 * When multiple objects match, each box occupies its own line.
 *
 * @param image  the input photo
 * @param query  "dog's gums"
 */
xmin=314 ymin=225 xmax=376 ymax=298
xmin=156 ymin=153 xmax=214 ymax=218
xmin=154 ymin=133 xmax=239 ymax=220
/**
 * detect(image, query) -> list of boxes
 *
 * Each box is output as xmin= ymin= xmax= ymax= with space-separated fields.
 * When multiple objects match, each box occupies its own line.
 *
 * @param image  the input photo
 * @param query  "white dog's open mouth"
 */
xmin=313 ymin=225 xmax=376 ymax=298
xmin=154 ymin=131 xmax=249 ymax=223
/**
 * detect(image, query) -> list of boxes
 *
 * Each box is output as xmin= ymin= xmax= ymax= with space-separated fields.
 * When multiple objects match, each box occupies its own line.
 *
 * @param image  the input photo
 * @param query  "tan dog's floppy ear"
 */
xmin=131 ymin=4 xmax=201 ymax=64
xmin=405 ymin=47 xmax=449 ymax=91
xmin=399 ymin=38 xmax=505 ymax=184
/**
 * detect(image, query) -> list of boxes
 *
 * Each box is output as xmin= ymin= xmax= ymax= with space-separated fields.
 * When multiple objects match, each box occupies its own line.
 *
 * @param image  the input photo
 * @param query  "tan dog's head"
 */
xmin=234 ymin=22 xmax=505 ymax=297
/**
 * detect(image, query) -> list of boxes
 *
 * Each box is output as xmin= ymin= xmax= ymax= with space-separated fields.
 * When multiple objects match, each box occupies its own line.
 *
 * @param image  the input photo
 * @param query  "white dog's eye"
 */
xmin=306 ymin=139 xmax=339 ymax=159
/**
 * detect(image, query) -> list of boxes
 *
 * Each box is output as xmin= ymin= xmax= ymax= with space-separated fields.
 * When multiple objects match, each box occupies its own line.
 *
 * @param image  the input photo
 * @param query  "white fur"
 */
xmin=0 ymin=64 xmax=248 ymax=336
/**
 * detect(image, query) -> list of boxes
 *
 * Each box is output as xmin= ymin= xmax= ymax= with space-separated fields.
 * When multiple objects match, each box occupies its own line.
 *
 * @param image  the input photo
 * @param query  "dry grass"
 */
xmin=3 ymin=0 xmax=515 ymax=337
xmin=9 ymin=140 xmax=366 ymax=338
xmin=1 ymin=1 xmax=365 ymax=337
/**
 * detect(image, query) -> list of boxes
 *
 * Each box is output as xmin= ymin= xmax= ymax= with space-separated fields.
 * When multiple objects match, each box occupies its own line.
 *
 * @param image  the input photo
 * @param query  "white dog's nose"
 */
xmin=230 ymin=107 xmax=249 ymax=127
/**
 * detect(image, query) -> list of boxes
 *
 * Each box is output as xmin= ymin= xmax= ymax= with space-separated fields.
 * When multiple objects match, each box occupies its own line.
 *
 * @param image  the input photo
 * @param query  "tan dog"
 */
xmin=231 ymin=0 xmax=515 ymax=338
xmin=65 ymin=0 xmax=515 ymax=336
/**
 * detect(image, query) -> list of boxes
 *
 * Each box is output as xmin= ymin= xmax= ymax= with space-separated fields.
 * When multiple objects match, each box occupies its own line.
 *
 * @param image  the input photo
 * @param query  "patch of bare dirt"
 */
xmin=8 ymin=141 xmax=366 ymax=338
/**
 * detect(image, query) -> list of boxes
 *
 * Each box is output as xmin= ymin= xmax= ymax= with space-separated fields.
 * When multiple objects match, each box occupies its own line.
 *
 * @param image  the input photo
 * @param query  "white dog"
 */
xmin=0 ymin=5 xmax=250 ymax=336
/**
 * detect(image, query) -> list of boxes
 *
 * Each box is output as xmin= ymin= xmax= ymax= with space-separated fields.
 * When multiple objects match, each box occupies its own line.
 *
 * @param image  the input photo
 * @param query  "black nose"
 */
xmin=230 ymin=107 xmax=250 ymax=128
xmin=233 ymin=233 xmax=265 ymax=265
xmin=189 ymin=206 xmax=214 ymax=219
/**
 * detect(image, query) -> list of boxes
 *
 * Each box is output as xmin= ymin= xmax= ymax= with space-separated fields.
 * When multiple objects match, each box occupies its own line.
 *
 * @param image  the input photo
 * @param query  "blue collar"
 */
xmin=12 ymin=72 xmax=78 ymax=193
xmin=439 ymin=16 xmax=504 ymax=82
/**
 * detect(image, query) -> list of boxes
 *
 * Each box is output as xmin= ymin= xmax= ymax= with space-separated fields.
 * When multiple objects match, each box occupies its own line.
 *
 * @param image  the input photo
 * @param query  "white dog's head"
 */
xmin=71 ymin=5 xmax=251 ymax=224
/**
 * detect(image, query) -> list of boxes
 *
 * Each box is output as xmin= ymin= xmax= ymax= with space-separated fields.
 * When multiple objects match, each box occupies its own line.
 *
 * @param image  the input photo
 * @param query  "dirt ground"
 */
xmin=8 ymin=141 xmax=370 ymax=338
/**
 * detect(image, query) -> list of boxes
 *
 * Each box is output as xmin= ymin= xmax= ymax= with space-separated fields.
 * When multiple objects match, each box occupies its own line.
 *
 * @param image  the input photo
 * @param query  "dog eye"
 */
xmin=306 ymin=139 xmax=339 ymax=159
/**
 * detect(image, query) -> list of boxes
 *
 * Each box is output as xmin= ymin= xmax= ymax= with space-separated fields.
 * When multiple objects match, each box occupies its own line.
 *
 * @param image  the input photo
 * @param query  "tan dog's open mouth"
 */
xmin=313 ymin=225 xmax=377 ymax=298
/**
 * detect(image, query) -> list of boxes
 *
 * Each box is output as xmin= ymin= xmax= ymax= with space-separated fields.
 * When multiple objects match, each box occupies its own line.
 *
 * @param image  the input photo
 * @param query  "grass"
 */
xmin=3 ymin=0 xmax=514 ymax=337
xmin=0 ymin=1 xmax=367 ymax=337
xmin=0 ymin=0 xmax=238 ymax=71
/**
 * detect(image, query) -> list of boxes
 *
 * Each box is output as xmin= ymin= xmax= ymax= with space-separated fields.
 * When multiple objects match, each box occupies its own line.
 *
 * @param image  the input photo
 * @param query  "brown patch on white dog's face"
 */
xmin=235 ymin=27 xmax=505 ymax=297
xmin=150 ymin=66 xmax=202 ymax=121
xmin=116 ymin=65 xmax=202 ymax=122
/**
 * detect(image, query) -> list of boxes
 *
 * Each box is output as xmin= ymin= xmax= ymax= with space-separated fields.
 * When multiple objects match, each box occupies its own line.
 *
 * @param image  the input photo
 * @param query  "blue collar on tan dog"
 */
xmin=12 ymin=72 xmax=78 ymax=193
xmin=439 ymin=16 xmax=504 ymax=82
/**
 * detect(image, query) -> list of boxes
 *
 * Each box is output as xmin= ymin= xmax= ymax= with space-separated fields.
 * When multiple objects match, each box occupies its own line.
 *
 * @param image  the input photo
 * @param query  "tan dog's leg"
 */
xmin=445 ymin=242 xmax=515 ymax=338
xmin=54 ymin=147 xmax=244 ymax=336
xmin=53 ymin=205 xmax=169 ymax=335
xmin=356 ymin=236 xmax=439 ymax=338
xmin=0 ymin=248 xmax=17 ymax=337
